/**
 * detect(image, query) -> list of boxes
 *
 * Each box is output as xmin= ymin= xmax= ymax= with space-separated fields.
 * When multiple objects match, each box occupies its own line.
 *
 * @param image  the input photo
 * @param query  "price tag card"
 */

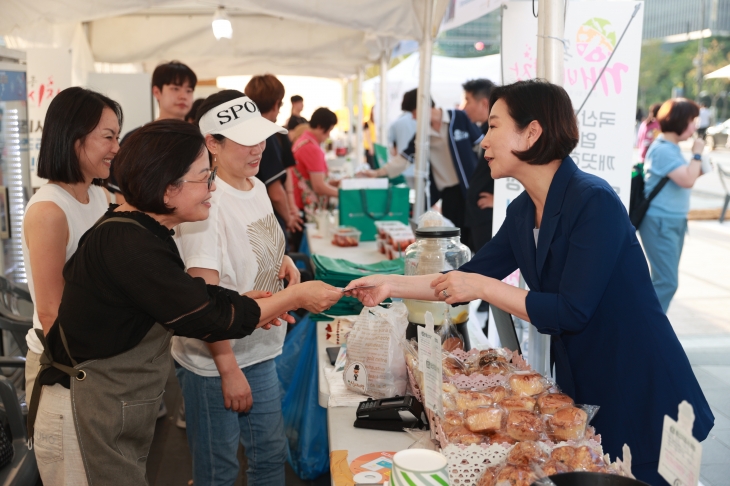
xmin=658 ymin=401 xmax=702 ymax=486
xmin=417 ymin=312 xmax=443 ymax=418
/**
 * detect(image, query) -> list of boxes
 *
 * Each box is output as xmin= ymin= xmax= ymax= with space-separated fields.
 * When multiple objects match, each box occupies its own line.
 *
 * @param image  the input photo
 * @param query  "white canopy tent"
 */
xmin=1 ymin=1 xmax=443 ymax=78
xmin=705 ymin=64 xmax=730 ymax=80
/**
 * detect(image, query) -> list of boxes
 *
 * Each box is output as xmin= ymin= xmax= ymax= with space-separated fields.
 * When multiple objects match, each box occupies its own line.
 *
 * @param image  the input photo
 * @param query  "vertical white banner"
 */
xmin=26 ymin=48 xmax=73 ymax=189
xmin=494 ymin=1 xmax=644 ymax=234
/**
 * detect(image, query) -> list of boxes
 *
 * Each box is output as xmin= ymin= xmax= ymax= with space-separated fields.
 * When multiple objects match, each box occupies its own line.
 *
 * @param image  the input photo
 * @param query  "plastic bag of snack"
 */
xmin=550 ymin=442 xmax=609 ymax=473
xmin=400 ymin=338 xmax=424 ymax=393
xmin=499 ymin=396 xmax=537 ymax=413
xmin=343 ymin=303 xmax=409 ymax=398
xmin=438 ymin=309 xmax=464 ymax=352
xmin=546 ymin=404 xmax=599 ymax=442
xmin=444 ymin=425 xmax=487 ymax=445
xmin=455 ymin=390 xmax=493 ymax=411
xmin=442 ymin=352 xmax=468 ymax=377
xmin=493 ymin=464 xmax=539 ymax=486
xmin=506 ymin=441 xmax=550 ymax=466
xmin=507 ymin=371 xmax=550 ymax=397
xmin=476 ymin=464 xmax=502 ymax=486
xmin=504 ymin=409 xmax=547 ymax=441
xmin=464 ymin=406 xmax=506 ymax=433
xmin=536 ymin=392 xmax=574 ymax=415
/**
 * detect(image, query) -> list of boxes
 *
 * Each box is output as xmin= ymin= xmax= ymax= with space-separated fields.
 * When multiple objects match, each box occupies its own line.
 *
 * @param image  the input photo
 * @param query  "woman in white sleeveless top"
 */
xmin=22 ymin=87 xmax=121 ymax=401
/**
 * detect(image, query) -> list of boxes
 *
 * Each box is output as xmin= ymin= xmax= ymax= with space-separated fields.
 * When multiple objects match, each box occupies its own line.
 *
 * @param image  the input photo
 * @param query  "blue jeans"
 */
xmin=639 ymin=214 xmax=687 ymax=313
xmin=176 ymin=359 xmax=287 ymax=486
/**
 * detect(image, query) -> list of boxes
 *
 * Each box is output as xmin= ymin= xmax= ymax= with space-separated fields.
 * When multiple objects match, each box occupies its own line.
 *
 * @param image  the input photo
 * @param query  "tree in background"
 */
xmin=638 ymin=37 xmax=730 ymax=122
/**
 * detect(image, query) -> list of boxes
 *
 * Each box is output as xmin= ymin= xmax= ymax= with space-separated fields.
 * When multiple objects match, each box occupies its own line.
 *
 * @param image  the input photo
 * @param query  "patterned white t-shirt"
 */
xmin=172 ymin=177 xmax=286 ymax=376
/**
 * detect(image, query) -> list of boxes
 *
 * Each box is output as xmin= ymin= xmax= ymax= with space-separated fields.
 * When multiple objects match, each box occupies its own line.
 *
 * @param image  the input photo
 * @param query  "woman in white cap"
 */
xmin=174 ymin=90 xmax=341 ymax=486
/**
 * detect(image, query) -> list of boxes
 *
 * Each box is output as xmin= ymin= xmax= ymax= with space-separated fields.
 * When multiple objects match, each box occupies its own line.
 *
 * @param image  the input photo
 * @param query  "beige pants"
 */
xmin=34 ymin=384 xmax=88 ymax=486
xmin=25 ymin=350 xmax=41 ymax=409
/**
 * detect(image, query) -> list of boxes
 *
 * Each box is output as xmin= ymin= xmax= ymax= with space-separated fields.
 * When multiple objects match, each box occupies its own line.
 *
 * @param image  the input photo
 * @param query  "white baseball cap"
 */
xmin=198 ymin=95 xmax=287 ymax=145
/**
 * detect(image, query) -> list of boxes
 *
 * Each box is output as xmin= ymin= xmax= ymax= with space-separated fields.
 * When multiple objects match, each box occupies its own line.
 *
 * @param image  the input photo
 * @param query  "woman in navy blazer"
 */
xmin=349 ymin=80 xmax=713 ymax=485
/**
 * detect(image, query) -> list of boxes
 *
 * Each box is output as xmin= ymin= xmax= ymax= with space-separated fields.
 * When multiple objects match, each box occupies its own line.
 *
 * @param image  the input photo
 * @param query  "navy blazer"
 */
xmin=460 ymin=157 xmax=714 ymax=467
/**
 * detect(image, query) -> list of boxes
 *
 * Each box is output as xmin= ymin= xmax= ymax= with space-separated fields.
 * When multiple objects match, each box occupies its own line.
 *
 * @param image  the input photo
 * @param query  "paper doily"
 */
xmin=441 ymin=443 xmax=513 ymax=485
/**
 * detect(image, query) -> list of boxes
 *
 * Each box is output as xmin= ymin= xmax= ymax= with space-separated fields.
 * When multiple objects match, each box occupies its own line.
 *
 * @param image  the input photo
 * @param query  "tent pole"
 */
xmin=356 ymin=67 xmax=365 ymax=166
xmin=379 ymin=52 xmax=389 ymax=147
xmin=346 ymin=77 xmax=355 ymax=154
xmin=527 ymin=0 xmax=566 ymax=378
xmin=414 ymin=0 xmax=435 ymax=220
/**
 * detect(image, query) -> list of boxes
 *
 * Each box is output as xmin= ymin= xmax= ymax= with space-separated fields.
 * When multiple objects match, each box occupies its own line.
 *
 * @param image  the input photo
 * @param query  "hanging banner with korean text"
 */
xmin=493 ymin=1 xmax=644 ymax=234
xmin=26 ymin=48 xmax=73 ymax=189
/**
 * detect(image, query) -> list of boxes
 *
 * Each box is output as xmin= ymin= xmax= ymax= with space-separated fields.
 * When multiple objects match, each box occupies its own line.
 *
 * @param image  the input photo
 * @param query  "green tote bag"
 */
xmin=338 ymin=186 xmax=410 ymax=241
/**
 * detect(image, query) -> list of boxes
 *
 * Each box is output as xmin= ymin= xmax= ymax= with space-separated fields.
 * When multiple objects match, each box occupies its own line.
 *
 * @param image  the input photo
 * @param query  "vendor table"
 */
xmin=307 ymin=225 xmax=416 ymax=484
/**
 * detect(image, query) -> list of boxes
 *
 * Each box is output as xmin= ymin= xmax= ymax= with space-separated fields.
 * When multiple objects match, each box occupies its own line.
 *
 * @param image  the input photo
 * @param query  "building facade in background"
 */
xmin=643 ymin=0 xmax=730 ymax=40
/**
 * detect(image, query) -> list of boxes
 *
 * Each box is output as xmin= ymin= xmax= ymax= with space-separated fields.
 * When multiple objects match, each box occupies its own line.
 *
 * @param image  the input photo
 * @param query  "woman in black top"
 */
xmin=30 ymin=120 xmax=341 ymax=486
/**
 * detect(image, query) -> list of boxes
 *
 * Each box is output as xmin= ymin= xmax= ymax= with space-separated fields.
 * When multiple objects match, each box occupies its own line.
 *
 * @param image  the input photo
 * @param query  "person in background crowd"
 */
xmin=349 ymin=81 xmax=714 ymax=486
xmin=388 ymin=88 xmax=418 ymax=156
xmin=286 ymin=94 xmax=307 ymax=130
xmin=462 ymin=78 xmax=497 ymax=319
xmin=290 ymin=108 xmax=339 ymax=218
xmin=185 ymin=98 xmax=207 ymax=124
xmin=697 ymin=101 xmax=711 ymax=139
xmin=245 ymin=75 xmax=303 ymax=236
xmin=363 ymin=107 xmax=377 ymax=168
xmin=639 ymin=99 xmax=710 ymax=313
xmin=462 ymin=78 xmax=497 ymax=253
xmin=636 ymin=103 xmax=661 ymax=163
xmin=360 ymin=98 xmax=481 ymax=238
xmin=175 ymin=91 xmax=342 ymax=486
xmin=107 ymin=61 xmax=197 ymax=204
xmin=29 ymin=119 xmax=336 ymax=486
xmin=22 ymin=88 xmax=119 ymax=409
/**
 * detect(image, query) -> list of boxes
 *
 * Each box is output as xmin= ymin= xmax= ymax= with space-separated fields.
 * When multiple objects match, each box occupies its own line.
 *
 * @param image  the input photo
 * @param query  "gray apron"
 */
xmin=28 ymin=217 xmax=175 ymax=485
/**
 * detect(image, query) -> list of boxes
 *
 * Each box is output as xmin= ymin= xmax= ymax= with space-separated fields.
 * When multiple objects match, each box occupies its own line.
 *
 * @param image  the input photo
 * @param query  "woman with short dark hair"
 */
xmin=22 ymin=87 xmax=120 ymax=406
xmin=28 ymin=119 xmax=341 ymax=486
xmin=639 ymin=98 xmax=709 ymax=312
xmin=348 ymin=80 xmax=713 ymax=485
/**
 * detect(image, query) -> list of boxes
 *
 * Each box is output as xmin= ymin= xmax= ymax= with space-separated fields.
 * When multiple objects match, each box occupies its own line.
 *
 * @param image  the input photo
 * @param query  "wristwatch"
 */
xmin=692 ymin=153 xmax=702 ymax=161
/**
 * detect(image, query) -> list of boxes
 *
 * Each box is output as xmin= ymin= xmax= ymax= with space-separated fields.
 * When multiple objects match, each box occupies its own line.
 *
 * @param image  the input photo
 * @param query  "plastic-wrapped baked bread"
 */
xmin=550 ymin=445 xmax=576 ymax=465
xmin=568 ymin=445 xmax=608 ymax=472
xmin=506 ymin=441 xmax=548 ymax=466
xmin=456 ymin=391 xmax=492 ymax=411
xmin=540 ymin=459 xmax=571 ymax=476
xmin=476 ymin=464 xmax=500 ymax=486
xmin=494 ymin=465 xmax=538 ymax=486
xmin=548 ymin=406 xmax=588 ymax=441
xmin=465 ymin=407 xmax=505 ymax=432
xmin=505 ymin=410 xmax=546 ymax=441
xmin=443 ymin=410 xmax=464 ymax=427
xmin=485 ymin=385 xmax=507 ymax=403
xmin=499 ymin=396 xmax=537 ymax=412
xmin=509 ymin=372 xmax=547 ymax=396
xmin=537 ymin=393 xmax=574 ymax=415
xmin=486 ymin=430 xmax=517 ymax=445
xmin=445 ymin=425 xmax=486 ymax=445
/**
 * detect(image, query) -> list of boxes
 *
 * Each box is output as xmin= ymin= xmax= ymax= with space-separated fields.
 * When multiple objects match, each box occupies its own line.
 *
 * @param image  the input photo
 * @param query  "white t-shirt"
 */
xmin=698 ymin=107 xmax=711 ymax=129
xmin=22 ymin=184 xmax=108 ymax=355
xmin=172 ymin=177 xmax=287 ymax=376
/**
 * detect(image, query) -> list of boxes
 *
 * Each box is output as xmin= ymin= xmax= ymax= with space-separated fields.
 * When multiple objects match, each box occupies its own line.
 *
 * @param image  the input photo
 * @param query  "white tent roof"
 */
xmin=705 ymin=64 xmax=730 ymax=80
xmin=2 ymin=0 xmax=450 ymax=78
xmin=364 ymin=53 xmax=502 ymax=126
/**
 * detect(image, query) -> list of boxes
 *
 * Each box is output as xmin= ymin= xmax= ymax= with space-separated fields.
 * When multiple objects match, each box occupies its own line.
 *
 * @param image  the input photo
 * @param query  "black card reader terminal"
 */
xmin=354 ymin=395 xmax=427 ymax=432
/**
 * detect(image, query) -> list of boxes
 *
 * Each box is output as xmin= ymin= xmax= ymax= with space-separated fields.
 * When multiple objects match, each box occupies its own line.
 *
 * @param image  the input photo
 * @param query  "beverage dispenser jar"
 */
xmin=403 ymin=227 xmax=472 ymax=349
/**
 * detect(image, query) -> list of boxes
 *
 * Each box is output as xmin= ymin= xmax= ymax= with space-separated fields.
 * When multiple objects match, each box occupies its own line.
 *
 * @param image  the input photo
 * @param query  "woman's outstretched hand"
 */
xmin=245 ymin=290 xmax=295 ymax=329
xmin=294 ymin=281 xmax=343 ymax=314
xmin=344 ymin=275 xmax=390 ymax=307
xmin=430 ymin=271 xmax=486 ymax=305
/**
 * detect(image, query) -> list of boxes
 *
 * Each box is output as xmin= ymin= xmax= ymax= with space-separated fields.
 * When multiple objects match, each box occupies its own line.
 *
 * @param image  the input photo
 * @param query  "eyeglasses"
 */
xmin=180 ymin=167 xmax=217 ymax=191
